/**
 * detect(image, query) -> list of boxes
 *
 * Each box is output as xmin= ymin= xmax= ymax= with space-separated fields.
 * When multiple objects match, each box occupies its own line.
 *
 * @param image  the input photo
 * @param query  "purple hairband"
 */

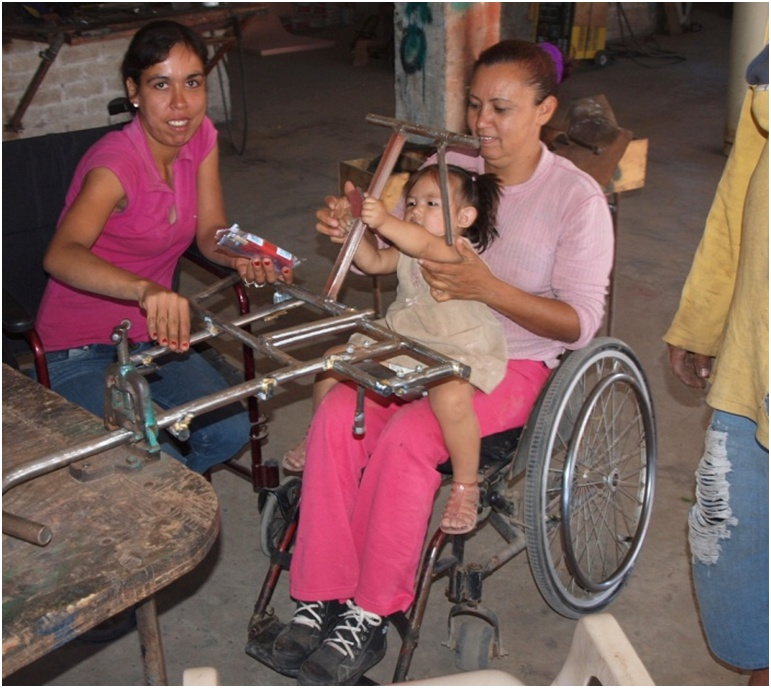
xmin=538 ymin=42 xmax=564 ymax=83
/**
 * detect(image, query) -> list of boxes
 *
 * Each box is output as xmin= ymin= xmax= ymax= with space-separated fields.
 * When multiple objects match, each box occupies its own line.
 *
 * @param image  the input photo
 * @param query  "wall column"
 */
xmin=394 ymin=3 xmax=501 ymax=133
xmin=724 ymin=2 xmax=769 ymax=150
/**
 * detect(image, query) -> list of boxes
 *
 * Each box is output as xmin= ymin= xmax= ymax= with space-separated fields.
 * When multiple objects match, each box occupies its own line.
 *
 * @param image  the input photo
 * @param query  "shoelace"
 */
xmin=291 ymin=601 xmax=326 ymax=631
xmin=324 ymin=600 xmax=382 ymax=660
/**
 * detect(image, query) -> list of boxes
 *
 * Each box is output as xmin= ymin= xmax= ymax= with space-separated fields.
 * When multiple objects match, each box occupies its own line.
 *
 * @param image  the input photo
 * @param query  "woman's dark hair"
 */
xmin=472 ymin=39 xmax=558 ymax=104
xmin=121 ymin=20 xmax=209 ymax=86
xmin=405 ymin=164 xmax=502 ymax=254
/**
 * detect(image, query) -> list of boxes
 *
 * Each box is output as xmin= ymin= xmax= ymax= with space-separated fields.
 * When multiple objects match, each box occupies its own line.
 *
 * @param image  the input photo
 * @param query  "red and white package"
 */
xmin=215 ymin=225 xmax=302 ymax=270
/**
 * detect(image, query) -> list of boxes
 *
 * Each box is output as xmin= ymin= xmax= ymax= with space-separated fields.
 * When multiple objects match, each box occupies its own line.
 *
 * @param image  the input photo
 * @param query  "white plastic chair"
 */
xmin=395 ymin=614 xmax=655 ymax=686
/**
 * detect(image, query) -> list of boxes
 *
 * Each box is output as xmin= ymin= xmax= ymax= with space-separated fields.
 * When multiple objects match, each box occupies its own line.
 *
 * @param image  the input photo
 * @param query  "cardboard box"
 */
xmin=605 ymin=138 xmax=648 ymax=194
xmin=338 ymin=152 xmax=426 ymax=211
xmin=543 ymin=93 xmax=647 ymax=193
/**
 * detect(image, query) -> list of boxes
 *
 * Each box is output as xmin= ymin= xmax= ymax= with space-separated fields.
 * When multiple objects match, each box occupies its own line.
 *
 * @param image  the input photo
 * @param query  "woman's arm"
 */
xmin=43 ymin=167 xmax=192 ymax=350
xmin=420 ymin=237 xmax=581 ymax=343
xmin=44 ymin=167 xmax=160 ymax=303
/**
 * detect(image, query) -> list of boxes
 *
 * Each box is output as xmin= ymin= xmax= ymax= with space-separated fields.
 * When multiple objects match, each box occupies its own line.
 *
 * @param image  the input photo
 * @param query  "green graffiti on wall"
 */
xmin=400 ymin=3 xmax=433 ymax=75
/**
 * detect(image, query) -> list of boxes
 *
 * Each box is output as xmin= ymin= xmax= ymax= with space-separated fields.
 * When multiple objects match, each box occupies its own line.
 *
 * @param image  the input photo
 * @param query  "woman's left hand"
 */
xmin=234 ymin=256 xmax=294 ymax=287
xmin=419 ymin=236 xmax=492 ymax=303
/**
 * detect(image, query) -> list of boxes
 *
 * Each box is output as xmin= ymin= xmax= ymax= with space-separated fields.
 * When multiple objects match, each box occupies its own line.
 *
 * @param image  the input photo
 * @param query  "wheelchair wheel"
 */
xmin=259 ymin=477 xmax=301 ymax=557
xmin=521 ymin=338 xmax=655 ymax=618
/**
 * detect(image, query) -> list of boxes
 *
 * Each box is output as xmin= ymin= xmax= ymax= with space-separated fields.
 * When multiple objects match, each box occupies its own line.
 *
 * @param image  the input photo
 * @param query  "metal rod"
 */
xmin=365 ymin=113 xmax=480 ymax=149
xmin=6 ymin=34 xmax=65 ymax=133
xmin=323 ymin=128 xmax=408 ymax=300
xmin=436 ymin=143 xmax=454 ymax=246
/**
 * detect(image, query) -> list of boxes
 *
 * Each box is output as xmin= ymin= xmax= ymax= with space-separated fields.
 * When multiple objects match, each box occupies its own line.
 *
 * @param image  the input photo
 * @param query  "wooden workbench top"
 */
xmin=2 ymin=365 xmax=220 ymax=678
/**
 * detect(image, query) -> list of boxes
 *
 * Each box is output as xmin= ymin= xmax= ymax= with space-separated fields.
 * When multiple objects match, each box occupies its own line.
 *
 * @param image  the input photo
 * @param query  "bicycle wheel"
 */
xmin=522 ymin=338 xmax=656 ymax=618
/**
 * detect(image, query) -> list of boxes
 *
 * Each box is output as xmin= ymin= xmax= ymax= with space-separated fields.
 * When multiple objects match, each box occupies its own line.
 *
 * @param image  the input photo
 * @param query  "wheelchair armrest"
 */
xmin=183 ymin=245 xmax=251 ymax=317
xmin=3 ymin=288 xmax=35 ymax=334
xmin=183 ymin=244 xmax=232 ymax=280
xmin=3 ymin=288 xmax=51 ymax=388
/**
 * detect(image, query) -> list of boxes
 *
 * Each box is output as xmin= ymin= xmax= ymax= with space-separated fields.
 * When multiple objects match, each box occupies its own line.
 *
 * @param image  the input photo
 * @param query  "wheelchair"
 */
xmin=247 ymin=335 xmax=655 ymax=682
xmin=242 ymin=115 xmax=655 ymax=682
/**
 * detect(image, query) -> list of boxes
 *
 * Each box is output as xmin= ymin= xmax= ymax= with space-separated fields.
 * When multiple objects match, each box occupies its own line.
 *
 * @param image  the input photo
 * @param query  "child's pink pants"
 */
xmin=289 ymin=358 xmax=551 ymax=617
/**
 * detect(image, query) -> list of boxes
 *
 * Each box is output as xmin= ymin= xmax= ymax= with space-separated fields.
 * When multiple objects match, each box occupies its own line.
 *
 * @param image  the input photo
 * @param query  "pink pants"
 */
xmin=289 ymin=358 xmax=551 ymax=616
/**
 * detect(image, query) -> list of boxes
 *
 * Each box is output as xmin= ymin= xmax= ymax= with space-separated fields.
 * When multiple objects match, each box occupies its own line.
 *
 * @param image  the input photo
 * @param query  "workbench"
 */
xmin=2 ymin=364 xmax=220 ymax=684
xmin=1 ymin=2 xmax=267 ymax=134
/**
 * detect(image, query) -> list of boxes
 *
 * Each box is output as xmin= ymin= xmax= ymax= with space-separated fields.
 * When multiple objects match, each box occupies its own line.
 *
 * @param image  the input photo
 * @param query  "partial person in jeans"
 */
xmin=36 ymin=21 xmax=290 ymax=473
xmin=270 ymin=39 xmax=614 ymax=685
xmin=664 ymin=42 xmax=768 ymax=686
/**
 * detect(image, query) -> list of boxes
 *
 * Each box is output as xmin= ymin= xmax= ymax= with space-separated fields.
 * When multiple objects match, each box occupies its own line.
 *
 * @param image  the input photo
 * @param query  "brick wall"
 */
xmin=2 ymin=36 xmax=228 ymax=140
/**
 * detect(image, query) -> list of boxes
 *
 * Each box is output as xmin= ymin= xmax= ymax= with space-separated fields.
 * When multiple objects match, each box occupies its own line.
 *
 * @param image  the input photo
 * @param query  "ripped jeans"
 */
xmin=689 ymin=409 xmax=768 ymax=670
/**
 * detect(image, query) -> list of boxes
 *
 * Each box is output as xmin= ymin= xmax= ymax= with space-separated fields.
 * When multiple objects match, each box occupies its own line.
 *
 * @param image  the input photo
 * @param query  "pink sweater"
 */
xmin=37 ymin=116 xmax=217 ymax=350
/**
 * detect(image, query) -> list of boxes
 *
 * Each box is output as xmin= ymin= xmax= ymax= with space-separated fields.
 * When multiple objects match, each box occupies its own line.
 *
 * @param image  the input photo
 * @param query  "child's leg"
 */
xmin=428 ymin=380 xmax=481 ymax=534
xmin=428 ymin=379 xmax=480 ymax=482
xmin=283 ymin=344 xmax=347 ymax=471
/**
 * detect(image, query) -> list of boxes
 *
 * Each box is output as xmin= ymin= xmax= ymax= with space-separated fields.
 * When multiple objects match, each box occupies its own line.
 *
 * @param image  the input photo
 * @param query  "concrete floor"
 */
xmin=6 ymin=7 xmax=758 ymax=686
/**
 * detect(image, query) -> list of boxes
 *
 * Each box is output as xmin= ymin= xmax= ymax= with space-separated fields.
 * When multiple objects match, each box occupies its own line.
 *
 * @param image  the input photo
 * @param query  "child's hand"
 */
xmin=361 ymin=197 xmax=388 ymax=230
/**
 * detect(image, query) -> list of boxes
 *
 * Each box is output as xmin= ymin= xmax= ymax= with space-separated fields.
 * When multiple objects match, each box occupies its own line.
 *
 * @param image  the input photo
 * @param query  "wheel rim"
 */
xmin=527 ymin=342 xmax=656 ymax=613
xmin=561 ymin=371 xmax=654 ymax=592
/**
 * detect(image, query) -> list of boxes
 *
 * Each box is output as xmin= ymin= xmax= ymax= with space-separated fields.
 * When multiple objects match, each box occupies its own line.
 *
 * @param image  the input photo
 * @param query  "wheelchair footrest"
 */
xmin=245 ymin=613 xmax=382 ymax=684
xmin=245 ymin=613 xmax=292 ymax=676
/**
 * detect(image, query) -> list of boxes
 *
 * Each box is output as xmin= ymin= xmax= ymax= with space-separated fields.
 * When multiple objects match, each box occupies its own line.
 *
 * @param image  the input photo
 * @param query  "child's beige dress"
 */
xmin=353 ymin=248 xmax=507 ymax=394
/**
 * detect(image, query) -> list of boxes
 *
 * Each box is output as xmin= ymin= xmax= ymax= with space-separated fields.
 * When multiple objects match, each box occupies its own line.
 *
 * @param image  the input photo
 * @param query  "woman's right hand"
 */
xmin=315 ymin=181 xmax=356 ymax=244
xmin=139 ymin=283 xmax=191 ymax=353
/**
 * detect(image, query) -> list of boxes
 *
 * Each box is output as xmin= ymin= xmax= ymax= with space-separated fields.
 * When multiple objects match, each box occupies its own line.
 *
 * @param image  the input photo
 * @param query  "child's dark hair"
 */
xmin=405 ymin=164 xmax=501 ymax=253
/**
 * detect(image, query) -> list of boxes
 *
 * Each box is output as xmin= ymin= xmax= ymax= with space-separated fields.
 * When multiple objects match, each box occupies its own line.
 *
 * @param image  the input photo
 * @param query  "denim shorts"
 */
xmin=45 ymin=343 xmax=250 ymax=474
xmin=688 ymin=408 xmax=769 ymax=669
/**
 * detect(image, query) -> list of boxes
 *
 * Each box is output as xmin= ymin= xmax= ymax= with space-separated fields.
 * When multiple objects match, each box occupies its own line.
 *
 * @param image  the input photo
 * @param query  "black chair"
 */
xmin=2 ymin=125 xmax=121 ymax=385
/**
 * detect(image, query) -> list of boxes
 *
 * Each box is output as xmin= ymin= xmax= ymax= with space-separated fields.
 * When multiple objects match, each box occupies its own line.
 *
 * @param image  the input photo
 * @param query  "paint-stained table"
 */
xmin=1 ymin=364 xmax=220 ymax=684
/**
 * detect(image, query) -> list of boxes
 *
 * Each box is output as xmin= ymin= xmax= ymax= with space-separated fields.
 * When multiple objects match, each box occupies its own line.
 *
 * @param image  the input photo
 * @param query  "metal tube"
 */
xmin=436 ymin=144 xmax=454 ymax=246
xmin=2 ymin=511 xmax=52 ymax=546
xmin=324 ymin=128 xmax=408 ymax=300
xmin=365 ymin=113 xmax=480 ymax=149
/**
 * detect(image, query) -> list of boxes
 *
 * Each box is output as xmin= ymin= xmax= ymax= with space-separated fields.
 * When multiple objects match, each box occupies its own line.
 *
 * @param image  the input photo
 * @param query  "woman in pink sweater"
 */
xmin=273 ymin=39 xmax=614 ymax=685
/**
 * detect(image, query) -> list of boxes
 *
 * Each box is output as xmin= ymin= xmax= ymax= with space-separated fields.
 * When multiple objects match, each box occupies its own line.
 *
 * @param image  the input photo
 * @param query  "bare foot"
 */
xmin=282 ymin=437 xmax=307 ymax=472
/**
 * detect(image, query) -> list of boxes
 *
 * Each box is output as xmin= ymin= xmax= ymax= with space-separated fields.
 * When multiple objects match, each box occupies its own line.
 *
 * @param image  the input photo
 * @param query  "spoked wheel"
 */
xmin=521 ymin=338 xmax=656 ymax=618
xmin=259 ymin=477 xmax=301 ymax=557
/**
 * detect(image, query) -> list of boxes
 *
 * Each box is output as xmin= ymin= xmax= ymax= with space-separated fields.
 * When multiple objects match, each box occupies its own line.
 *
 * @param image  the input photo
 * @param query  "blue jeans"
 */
xmin=689 ymin=408 xmax=769 ymax=670
xmin=45 ymin=343 xmax=250 ymax=474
